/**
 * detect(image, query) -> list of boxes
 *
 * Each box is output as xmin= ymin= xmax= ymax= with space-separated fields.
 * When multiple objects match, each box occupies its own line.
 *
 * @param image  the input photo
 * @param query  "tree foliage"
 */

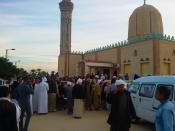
xmin=0 ymin=57 xmax=28 ymax=80
xmin=0 ymin=57 xmax=18 ymax=79
xmin=16 ymin=68 xmax=28 ymax=78
xmin=0 ymin=57 xmax=49 ymax=80
xmin=29 ymin=68 xmax=48 ymax=77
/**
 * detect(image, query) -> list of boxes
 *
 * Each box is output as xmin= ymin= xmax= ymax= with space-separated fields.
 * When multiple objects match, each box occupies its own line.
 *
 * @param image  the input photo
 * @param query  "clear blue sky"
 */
xmin=0 ymin=0 xmax=175 ymax=72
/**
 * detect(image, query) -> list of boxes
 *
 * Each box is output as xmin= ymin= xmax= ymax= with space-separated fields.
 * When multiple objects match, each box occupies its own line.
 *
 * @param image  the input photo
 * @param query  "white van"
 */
xmin=129 ymin=76 xmax=175 ymax=123
xmin=0 ymin=79 xmax=3 ymax=86
xmin=0 ymin=78 xmax=9 ymax=87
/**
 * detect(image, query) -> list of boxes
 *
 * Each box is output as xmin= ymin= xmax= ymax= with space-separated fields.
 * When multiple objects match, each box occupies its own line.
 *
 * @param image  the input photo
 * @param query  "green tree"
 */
xmin=16 ymin=68 xmax=28 ymax=78
xmin=36 ymin=68 xmax=41 ymax=75
xmin=40 ymin=71 xmax=47 ymax=77
xmin=30 ymin=69 xmax=36 ymax=77
xmin=0 ymin=57 xmax=18 ymax=79
xmin=29 ymin=69 xmax=47 ymax=78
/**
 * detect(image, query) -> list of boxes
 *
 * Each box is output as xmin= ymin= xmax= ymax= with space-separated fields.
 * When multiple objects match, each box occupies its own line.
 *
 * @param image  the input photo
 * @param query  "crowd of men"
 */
xmin=0 ymin=72 xmax=175 ymax=131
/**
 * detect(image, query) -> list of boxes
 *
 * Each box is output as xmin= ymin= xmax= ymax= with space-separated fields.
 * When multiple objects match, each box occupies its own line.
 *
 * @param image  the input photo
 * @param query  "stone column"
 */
xmin=153 ymin=39 xmax=160 ymax=75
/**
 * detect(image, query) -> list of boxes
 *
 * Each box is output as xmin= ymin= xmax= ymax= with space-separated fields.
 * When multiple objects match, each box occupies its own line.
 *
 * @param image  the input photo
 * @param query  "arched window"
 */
xmin=134 ymin=50 xmax=138 ymax=56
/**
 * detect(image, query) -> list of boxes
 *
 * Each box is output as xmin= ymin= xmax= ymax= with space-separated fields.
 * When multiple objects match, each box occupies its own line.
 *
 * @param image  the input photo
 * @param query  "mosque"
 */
xmin=58 ymin=0 xmax=175 ymax=79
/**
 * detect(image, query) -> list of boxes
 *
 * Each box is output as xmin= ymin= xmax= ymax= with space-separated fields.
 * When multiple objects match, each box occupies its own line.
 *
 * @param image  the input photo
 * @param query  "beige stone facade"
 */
xmin=58 ymin=2 xmax=175 ymax=79
xmin=121 ymin=40 xmax=154 ymax=77
xmin=159 ymin=40 xmax=175 ymax=75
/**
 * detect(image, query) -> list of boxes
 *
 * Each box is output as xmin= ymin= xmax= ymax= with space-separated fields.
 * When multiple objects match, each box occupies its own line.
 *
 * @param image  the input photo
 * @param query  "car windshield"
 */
xmin=128 ymin=83 xmax=140 ymax=93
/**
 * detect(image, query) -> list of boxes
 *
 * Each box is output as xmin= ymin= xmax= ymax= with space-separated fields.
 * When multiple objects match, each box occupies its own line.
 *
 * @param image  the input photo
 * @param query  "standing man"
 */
xmin=32 ymin=77 xmax=40 ymax=113
xmin=38 ymin=77 xmax=49 ymax=114
xmin=107 ymin=80 xmax=135 ymax=131
xmin=64 ymin=81 xmax=74 ymax=114
xmin=0 ymin=86 xmax=20 ymax=131
xmin=155 ymin=85 xmax=175 ymax=131
xmin=18 ymin=77 xmax=34 ymax=131
xmin=72 ymin=78 xmax=84 ymax=118
xmin=48 ymin=75 xmax=57 ymax=112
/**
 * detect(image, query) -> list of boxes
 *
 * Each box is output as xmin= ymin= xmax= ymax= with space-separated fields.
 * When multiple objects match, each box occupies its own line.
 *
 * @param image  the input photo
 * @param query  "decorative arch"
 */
xmin=134 ymin=50 xmax=138 ymax=57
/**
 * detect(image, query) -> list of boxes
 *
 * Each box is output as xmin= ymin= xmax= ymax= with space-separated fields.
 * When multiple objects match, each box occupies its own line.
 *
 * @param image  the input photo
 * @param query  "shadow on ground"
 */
xmin=29 ymin=111 xmax=154 ymax=131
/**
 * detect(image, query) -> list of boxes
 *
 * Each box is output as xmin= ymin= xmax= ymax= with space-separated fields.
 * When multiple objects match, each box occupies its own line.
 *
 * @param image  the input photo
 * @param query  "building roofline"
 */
xmin=71 ymin=33 xmax=175 ymax=55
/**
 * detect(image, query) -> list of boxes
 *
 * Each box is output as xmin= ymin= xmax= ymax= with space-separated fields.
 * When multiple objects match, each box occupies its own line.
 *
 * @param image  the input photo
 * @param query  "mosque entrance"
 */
xmin=103 ymin=69 xmax=110 ymax=79
xmin=77 ymin=61 xmax=114 ymax=78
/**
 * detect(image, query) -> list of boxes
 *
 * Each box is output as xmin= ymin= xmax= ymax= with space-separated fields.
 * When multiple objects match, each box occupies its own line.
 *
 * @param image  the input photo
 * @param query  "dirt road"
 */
xmin=29 ymin=111 xmax=154 ymax=131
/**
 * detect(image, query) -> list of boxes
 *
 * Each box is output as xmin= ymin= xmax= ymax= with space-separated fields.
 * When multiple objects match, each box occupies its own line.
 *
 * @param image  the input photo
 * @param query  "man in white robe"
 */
xmin=38 ymin=77 xmax=49 ymax=114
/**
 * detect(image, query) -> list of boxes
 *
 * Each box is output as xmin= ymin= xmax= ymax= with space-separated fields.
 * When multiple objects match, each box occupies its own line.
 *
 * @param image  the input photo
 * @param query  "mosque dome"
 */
xmin=128 ymin=4 xmax=163 ymax=39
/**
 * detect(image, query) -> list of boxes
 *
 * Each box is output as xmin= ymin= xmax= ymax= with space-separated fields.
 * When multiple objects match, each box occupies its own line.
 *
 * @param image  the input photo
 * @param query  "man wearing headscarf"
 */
xmin=38 ymin=77 xmax=49 ymax=114
xmin=107 ymin=79 xmax=135 ymax=131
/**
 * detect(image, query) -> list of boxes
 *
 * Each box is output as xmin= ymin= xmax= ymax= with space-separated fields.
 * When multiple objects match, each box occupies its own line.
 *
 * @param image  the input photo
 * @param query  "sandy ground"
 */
xmin=29 ymin=111 xmax=154 ymax=131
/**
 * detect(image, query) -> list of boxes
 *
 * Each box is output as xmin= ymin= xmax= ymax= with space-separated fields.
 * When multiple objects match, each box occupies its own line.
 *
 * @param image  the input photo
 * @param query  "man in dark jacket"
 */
xmin=0 ymin=86 xmax=19 ymax=131
xmin=18 ymin=77 xmax=34 ymax=131
xmin=48 ymin=76 xmax=57 ymax=112
xmin=65 ymin=81 xmax=74 ymax=114
xmin=107 ymin=80 xmax=135 ymax=131
xmin=72 ymin=78 xmax=84 ymax=118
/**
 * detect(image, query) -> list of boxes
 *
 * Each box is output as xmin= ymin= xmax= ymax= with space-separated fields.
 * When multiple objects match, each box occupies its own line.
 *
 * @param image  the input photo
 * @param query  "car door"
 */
xmin=128 ymin=82 xmax=140 ymax=114
xmin=137 ymin=83 xmax=156 ymax=122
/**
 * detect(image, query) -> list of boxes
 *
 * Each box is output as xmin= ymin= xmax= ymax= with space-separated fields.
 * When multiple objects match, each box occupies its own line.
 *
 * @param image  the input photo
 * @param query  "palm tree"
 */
xmin=37 ymin=68 xmax=41 ymax=75
xmin=30 ymin=69 xmax=36 ymax=77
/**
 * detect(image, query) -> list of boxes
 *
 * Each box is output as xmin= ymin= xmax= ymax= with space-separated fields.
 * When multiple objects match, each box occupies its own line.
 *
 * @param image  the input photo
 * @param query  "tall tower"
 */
xmin=59 ymin=0 xmax=73 ymax=77
xmin=59 ymin=0 xmax=73 ymax=55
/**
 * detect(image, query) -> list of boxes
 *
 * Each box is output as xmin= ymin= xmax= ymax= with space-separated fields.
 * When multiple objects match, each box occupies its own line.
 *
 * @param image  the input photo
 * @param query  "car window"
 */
xmin=157 ymin=84 xmax=173 ymax=101
xmin=128 ymin=83 xmax=139 ymax=93
xmin=139 ymin=84 xmax=155 ymax=98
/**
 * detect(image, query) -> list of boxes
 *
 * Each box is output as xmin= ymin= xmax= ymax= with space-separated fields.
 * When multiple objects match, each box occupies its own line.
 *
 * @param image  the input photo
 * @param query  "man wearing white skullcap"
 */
xmin=110 ymin=79 xmax=127 ymax=92
xmin=107 ymin=78 xmax=135 ymax=131
xmin=76 ymin=78 xmax=83 ymax=85
xmin=115 ymin=79 xmax=127 ymax=89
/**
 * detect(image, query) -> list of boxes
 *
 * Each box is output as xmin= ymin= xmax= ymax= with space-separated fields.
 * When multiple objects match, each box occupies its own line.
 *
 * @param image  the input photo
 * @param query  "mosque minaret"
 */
xmin=59 ymin=0 xmax=73 ymax=76
xmin=59 ymin=0 xmax=73 ymax=55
